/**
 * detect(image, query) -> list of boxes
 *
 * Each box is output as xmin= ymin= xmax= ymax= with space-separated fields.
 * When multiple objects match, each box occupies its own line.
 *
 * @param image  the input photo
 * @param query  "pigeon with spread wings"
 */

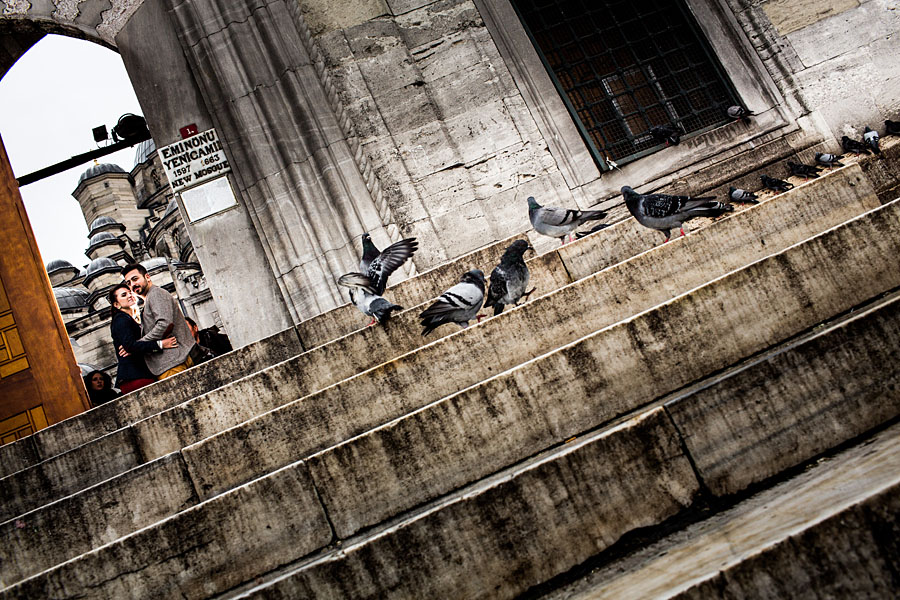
xmin=360 ymin=233 xmax=418 ymax=295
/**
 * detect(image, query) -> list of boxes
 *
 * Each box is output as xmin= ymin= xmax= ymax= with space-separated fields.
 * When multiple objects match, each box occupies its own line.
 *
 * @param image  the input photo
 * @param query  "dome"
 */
xmin=88 ymin=215 xmax=125 ymax=236
xmin=78 ymin=162 xmax=127 ymax=185
xmin=140 ymin=256 xmax=170 ymax=272
xmin=46 ymin=258 xmax=77 ymax=274
xmin=53 ymin=287 xmax=90 ymax=310
xmin=89 ymin=231 xmax=120 ymax=245
xmin=134 ymin=138 xmax=157 ymax=167
xmin=83 ymin=257 xmax=121 ymax=286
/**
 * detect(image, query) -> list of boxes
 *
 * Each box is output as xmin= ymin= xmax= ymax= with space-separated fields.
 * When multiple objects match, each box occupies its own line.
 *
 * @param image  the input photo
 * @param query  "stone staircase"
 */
xmin=2 ymin=139 xmax=899 ymax=599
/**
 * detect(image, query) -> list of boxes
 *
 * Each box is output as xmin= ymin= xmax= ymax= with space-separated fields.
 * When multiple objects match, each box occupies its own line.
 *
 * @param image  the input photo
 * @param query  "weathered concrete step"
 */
xmin=6 ymin=264 xmax=899 ymax=597
xmin=0 ymin=325 xmax=305 ymax=479
xmin=181 ymin=173 xmax=890 ymax=502
xmin=224 ymin=290 xmax=900 ymax=599
xmin=0 ymin=453 xmax=198 ymax=586
xmin=540 ymin=420 xmax=900 ymax=600
xmin=0 ymin=458 xmax=333 ymax=599
xmin=0 ymin=233 xmax=532 ymax=477
xmin=291 ymin=205 xmax=900 ymax=540
xmin=0 ymin=163 xmax=881 ymax=531
xmin=0 ymin=407 xmax=697 ymax=599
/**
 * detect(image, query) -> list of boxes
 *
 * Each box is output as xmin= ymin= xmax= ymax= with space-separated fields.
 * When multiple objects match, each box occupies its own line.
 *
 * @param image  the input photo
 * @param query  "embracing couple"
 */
xmin=107 ymin=263 xmax=197 ymax=394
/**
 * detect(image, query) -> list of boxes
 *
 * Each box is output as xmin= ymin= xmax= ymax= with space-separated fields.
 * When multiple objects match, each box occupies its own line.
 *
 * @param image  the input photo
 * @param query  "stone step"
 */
xmin=0 ymin=158 xmax=876 ymax=492
xmin=181 ymin=174 xmax=890 ymax=503
xmin=218 ymin=285 xmax=900 ymax=599
xmin=3 ymin=196 xmax=897 ymax=598
xmin=539 ymin=419 xmax=900 ymax=600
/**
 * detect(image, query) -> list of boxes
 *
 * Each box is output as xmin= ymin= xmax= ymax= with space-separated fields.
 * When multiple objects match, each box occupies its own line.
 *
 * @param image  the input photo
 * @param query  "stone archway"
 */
xmin=1 ymin=0 xmax=404 ymax=347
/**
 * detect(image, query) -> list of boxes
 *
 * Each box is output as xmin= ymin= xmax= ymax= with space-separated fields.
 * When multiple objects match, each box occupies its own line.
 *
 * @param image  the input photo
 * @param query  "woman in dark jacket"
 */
xmin=108 ymin=283 xmax=178 ymax=394
xmin=83 ymin=370 xmax=119 ymax=407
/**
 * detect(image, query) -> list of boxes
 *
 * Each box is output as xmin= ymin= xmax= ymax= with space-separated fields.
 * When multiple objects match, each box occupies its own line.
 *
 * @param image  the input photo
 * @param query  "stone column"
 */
xmin=164 ymin=0 xmax=395 ymax=322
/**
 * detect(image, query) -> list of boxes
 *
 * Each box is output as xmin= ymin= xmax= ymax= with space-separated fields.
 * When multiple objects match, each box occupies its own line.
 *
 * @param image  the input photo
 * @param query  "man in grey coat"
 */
xmin=121 ymin=263 xmax=196 ymax=379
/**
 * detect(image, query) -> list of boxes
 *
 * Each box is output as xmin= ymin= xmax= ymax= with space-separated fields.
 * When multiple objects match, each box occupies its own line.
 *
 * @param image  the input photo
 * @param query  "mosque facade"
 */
xmin=46 ymin=140 xmax=222 ymax=378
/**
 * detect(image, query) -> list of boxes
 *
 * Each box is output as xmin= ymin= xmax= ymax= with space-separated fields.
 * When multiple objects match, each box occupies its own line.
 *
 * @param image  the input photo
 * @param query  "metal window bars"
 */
xmin=512 ymin=0 xmax=738 ymax=168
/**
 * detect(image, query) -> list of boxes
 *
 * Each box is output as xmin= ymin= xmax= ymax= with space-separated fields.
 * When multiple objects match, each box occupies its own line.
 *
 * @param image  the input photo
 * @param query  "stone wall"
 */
xmin=313 ymin=0 xmax=576 ymax=266
xmin=727 ymin=0 xmax=900 ymax=141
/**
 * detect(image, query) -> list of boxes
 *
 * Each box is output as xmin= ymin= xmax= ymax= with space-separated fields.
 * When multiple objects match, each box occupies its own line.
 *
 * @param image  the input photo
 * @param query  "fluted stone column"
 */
xmin=164 ymin=0 xmax=397 ymax=322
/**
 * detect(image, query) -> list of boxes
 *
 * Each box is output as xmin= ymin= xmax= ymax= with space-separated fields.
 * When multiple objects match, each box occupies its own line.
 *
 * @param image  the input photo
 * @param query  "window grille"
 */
xmin=512 ymin=0 xmax=738 ymax=167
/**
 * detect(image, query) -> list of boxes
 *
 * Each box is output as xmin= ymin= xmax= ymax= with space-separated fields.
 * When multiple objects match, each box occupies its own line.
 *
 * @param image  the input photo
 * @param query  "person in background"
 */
xmin=121 ymin=263 xmax=196 ymax=379
xmin=83 ymin=370 xmax=119 ymax=407
xmin=184 ymin=317 xmax=215 ymax=364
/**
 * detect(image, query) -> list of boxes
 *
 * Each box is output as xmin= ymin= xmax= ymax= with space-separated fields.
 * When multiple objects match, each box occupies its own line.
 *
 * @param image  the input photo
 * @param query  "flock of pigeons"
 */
xmin=339 ymin=114 xmax=900 ymax=336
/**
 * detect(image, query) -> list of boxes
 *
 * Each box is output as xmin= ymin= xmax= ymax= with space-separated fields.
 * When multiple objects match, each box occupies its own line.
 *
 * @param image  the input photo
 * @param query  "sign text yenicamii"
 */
xmin=157 ymin=128 xmax=231 ymax=192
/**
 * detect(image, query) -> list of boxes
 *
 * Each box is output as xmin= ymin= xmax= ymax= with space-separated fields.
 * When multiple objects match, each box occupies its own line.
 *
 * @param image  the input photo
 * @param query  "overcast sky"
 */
xmin=0 ymin=34 xmax=145 ymax=270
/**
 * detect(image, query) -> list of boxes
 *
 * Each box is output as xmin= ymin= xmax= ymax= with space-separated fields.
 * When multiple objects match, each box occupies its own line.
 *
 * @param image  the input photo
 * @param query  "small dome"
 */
xmin=83 ymin=257 xmax=121 ymax=286
xmin=89 ymin=231 xmax=120 ymax=245
xmin=78 ymin=163 xmax=126 ymax=185
xmin=134 ymin=138 xmax=157 ymax=167
xmin=140 ymin=256 xmax=170 ymax=272
xmin=88 ymin=215 xmax=125 ymax=236
xmin=54 ymin=287 xmax=90 ymax=310
xmin=46 ymin=258 xmax=77 ymax=274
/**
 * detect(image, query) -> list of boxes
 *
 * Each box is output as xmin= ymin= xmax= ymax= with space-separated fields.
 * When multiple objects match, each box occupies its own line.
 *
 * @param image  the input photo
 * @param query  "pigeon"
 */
xmin=575 ymin=223 xmax=612 ymax=239
xmin=337 ymin=273 xmax=404 ymax=326
xmin=815 ymin=153 xmax=845 ymax=168
xmin=885 ymin=120 xmax=900 ymax=136
xmin=787 ymin=161 xmax=822 ymax=180
xmin=419 ymin=269 xmax=486 ymax=336
xmin=650 ymin=124 xmax=681 ymax=146
xmin=528 ymin=196 xmax=608 ymax=245
xmin=484 ymin=240 xmax=535 ymax=316
xmin=728 ymin=186 xmax=759 ymax=204
xmin=863 ymin=126 xmax=880 ymax=155
xmin=621 ymin=186 xmax=733 ymax=243
xmin=760 ymin=174 xmax=793 ymax=193
xmin=727 ymin=105 xmax=754 ymax=121
xmin=841 ymin=135 xmax=870 ymax=156
xmin=360 ymin=233 xmax=418 ymax=295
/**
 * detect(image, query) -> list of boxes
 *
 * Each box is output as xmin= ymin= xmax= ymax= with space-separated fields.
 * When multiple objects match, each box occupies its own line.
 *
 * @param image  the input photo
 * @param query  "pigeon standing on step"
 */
xmin=360 ymin=233 xmax=418 ymax=295
xmin=650 ymin=124 xmax=681 ymax=146
xmin=484 ymin=240 xmax=535 ymax=316
xmin=885 ymin=120 xmax=900 ymax=136
xmin=528 ymin=196 xmax=608 ymax=245
xmin=841 ymin=135 xmax=870 ymax=156
xmin=420 ymin=269 xmax=486 ymax=336
xmin=728 ymin=187 xmax=759 ymax=204
xmin=338 ymin=273 xmax=404 ymax=326
xmin=621 ymin=186 xmax=733 ymax=243
xmin=863 ymin=126 xmax=881 ymax=155
xmin=760 ymin=174 xmax=794 ymax=193
xmin=727 ymin=105 xmax=754 ymax=122
xmin=815 ymin=153 xmax=845 ymax=168
xmin=787 ymin=161 xmax=822 ymax=180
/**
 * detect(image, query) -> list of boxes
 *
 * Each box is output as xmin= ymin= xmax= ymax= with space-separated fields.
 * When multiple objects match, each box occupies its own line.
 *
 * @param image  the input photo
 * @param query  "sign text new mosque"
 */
xmin=158 ymin=128 xmax=231 ymax=192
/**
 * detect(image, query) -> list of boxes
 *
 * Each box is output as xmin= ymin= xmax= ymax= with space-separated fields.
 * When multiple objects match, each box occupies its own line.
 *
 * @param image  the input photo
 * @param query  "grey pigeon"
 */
xmin=787 ymin=161 xmax=822 ymax=180
xmin=863 ymin=126 xmax=880 ymax=155
xmin=420 ymin=269 xmax=486 ymax=336
xmin=728 ymin=186 xmax=759 ymax=204
xmin=575 ymin=223 xmax=612 ymax=239
xmin=841 ymin=135 xmax=870 ymax=155
xmin=485 ymin=240 xmax=535 ymax=316
xmin=337 ymin=273 xmax=404 ymax=326
xmin=727 ymin=105 xmax=754 ymax=121
xmin=760 ymin=174 xmax=793 ymax=193
xmin=621 ymin=186 xmax=733 ymax=243
xmin=650 ymin=124 xmax=681 ymax=146
xmin=528 ymin=196 xmax=608 ymax=245
xmin=360 ymin=233 xmax=418 ymax=295
xmin=815 ymin=153 xmax=845 ymax=168
xmin=886 ymin=120 xmax=900 ymax=136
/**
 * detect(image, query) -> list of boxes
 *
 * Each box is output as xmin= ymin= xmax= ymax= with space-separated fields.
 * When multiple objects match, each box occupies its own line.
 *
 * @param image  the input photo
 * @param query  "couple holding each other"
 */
xmin=108 ymin=263 xmax=196 ymax=394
